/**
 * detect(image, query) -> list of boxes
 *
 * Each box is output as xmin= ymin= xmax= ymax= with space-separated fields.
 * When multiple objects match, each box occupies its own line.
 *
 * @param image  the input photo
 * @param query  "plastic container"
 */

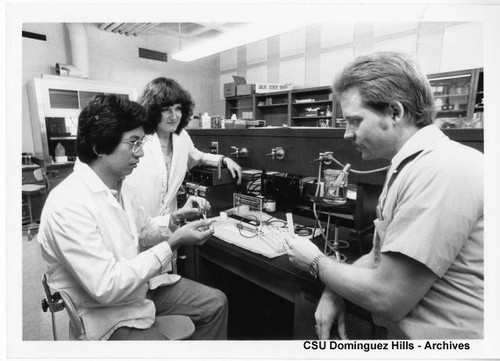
xmin=55 ymin=142 xmax=68 ymax=163
xmin=201 ymin=112 xmax=211 ymax=129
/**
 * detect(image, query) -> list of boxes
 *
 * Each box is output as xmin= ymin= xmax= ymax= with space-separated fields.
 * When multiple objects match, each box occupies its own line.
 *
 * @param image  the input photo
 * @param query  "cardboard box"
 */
xmin=224 ymin=83 xmax=236 ymax=97
xmin=236 ymin=84 xmax=255 ymax=96
xmin=224 ymin=75 xmax=248 ymax=98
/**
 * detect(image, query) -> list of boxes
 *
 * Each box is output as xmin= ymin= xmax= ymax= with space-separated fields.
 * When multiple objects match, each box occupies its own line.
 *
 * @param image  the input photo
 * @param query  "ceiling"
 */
xmin=98 ymin=22 xmax=245 ymax=41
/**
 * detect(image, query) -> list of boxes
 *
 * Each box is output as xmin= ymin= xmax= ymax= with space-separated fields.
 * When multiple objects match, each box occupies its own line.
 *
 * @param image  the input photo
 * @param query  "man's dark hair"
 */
xmin=76 ymin=94 xmax=146 ymax=164
xmin=139 ymin=77 xmax=195 ymax=135
xmin=334 ymin=52 xmax=435 ymax=127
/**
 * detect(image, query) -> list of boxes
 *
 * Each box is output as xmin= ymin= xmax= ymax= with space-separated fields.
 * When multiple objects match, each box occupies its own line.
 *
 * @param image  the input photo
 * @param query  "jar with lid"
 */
xmin=323 ymin=169 xmax=348 ymax=204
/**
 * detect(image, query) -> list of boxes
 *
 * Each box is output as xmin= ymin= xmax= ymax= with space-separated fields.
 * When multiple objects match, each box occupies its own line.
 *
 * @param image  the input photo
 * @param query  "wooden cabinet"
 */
xmin=224 ymin=95 xmax=254 ymax=120
xmin=225 ymin=86 xmax=336 ymax=128
xmin=254 ymin=91 xmax=290 ymax=127
xmin=225 ymin=68 xmax=484 ymax=131
xmin=290 ymin=86 xmax=334 ymax=127
xmin=428 ymin=68 xmax=484 ymax=129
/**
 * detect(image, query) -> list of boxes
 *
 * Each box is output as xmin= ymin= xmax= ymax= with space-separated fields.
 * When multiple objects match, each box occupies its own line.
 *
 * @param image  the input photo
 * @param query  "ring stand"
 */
xmin=310 ymin=196 xmax=355 ymax=262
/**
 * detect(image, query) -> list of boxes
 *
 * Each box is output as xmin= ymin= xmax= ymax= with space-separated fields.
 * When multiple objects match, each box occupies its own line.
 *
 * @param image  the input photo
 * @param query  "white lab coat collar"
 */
xmin=73 ymin=159 xmax=131 ymax=220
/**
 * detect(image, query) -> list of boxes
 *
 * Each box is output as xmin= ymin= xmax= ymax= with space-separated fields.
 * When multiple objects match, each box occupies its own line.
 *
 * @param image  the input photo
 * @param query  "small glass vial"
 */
xmin=323 ymin=169 xmax=348 ymax=204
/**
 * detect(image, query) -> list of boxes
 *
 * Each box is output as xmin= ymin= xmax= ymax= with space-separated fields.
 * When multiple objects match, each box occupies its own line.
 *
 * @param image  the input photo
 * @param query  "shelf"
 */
xmin=293 ymin=100 xmax=331 ymax=106
xmin=257 ymin=103 xmax=288 ymax=108
xmin=229 ymin=106 xmax=253 ymax=110
xmin=255 ymin=91 xmax=290 ymax=97
xmin=293 ymin=116 xmax=332 ymax=120
xmin=292 ymin=86 xmax=333 ymax=94
xmin=434 ymin=93 xmax=469 ymax=98
xmin=225 ymin=95 xmax=253 ymax=100
xmin=436 ymin=110 xmax=467 ymax=114
xmin=50 ymin=136 xmax=76 ymax=140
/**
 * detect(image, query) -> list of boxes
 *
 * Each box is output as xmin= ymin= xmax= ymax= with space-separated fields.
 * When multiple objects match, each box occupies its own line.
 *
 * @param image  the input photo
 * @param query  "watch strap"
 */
xmin=309 ymin=253 xmax=326 ymax=279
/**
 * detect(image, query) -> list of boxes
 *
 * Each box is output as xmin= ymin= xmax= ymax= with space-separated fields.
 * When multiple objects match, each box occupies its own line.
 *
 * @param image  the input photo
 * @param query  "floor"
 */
xmin=22 ymin=231 xmax=69 ymax=340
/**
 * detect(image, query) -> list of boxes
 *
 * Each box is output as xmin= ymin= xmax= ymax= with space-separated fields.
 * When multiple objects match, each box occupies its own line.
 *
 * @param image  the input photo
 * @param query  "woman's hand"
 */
xmin=223 ymin=157 xmax=242 ymax=185
xmin=315 ymin=289 xmax=347 ymax=340
xmin=284 ymin=234 xmax=323 ymax=272
xmin=167 ymin=219 xmax=215 ymax=250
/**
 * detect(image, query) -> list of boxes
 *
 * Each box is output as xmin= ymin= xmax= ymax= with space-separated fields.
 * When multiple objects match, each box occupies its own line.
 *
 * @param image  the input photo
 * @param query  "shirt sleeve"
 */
xmin=136 ymin=207 xmax=173 ymax=247
xmin=186 ymin=134 xmax=223 ymax=169
xmin=44 ymin=204 xmax=172 ymax=305
xmin=381 ymin=149 xmax=483 ymax=277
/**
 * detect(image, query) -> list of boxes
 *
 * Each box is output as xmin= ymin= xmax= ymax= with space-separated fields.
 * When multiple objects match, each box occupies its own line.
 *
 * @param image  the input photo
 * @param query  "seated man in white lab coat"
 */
xmin=38 ymin=94 xmax=228 ymax=340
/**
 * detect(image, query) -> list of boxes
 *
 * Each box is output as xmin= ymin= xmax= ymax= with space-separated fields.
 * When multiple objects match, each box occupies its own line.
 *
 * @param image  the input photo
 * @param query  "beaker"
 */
xmin=323 ymin=169 xmax=348 ymax=205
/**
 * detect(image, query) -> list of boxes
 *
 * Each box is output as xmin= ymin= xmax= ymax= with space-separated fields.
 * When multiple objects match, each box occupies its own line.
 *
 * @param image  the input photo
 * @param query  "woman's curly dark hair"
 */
xmin=76 ymin=94 xmax=145 ymax=164
xmin=139 ymin=77 xmax=195 ymax=135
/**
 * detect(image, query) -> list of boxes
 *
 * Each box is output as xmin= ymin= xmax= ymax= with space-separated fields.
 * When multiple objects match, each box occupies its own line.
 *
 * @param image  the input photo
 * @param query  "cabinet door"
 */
xmin=225 ymin=95 xmax=254 ymax=120
xmin=254 ymin=92 xmax=290 ymax=126
xmin=291 ymin=87 xmax=333 ymax=128
xmin=428 ymin=70 xmax=475 ymax=128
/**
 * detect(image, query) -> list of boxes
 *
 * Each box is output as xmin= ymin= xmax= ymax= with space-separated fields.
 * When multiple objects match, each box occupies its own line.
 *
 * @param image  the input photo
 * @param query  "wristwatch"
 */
xmin=309 ymin=253 xmax=326 ymax=279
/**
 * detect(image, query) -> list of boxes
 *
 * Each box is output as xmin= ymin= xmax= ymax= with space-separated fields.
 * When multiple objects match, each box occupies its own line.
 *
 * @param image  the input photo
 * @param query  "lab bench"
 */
xmin=177 ymin=212 xmax=383 ymax=340
xmin=187 ymin=127 xmax=483 ymax=187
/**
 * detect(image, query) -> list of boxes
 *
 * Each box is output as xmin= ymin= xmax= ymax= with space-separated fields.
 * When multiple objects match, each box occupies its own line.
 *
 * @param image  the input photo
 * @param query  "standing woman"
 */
xmin=126 ymin=77 xmax=242 ymax=279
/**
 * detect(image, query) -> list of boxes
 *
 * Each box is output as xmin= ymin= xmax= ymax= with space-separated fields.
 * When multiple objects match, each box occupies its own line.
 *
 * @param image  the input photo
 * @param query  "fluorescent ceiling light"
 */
xmin=172 ymin=21 xmax=312 ymax=62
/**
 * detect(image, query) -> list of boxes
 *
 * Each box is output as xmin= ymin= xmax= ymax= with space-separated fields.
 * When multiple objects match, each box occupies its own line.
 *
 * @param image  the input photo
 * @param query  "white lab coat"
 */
xmin=38 ymin=160 xmax=173 ymax=340
xmin=126 ymin=130 xmax=222 ymax=219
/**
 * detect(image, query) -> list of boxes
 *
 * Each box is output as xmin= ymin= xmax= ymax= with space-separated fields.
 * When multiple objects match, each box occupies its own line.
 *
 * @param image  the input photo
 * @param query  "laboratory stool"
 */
xmin=41 ymin=274 xmax=195 ymax=340
xmin=22 ymin=168 xmax=48 ymax=240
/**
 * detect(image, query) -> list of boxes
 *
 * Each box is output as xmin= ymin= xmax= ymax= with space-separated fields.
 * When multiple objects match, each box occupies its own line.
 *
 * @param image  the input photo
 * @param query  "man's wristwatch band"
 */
xmin=309 ymin=253 xmax=327 ymax=279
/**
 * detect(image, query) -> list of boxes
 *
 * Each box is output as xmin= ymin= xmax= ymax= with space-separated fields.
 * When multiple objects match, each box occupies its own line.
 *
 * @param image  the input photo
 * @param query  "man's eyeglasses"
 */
xmin=121 ymin=135 xmax=146 ymax=154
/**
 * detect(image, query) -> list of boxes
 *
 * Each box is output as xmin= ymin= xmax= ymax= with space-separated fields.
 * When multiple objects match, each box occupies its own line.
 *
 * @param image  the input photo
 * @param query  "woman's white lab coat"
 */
xmin=126 ymin=130 xmax=222 ymax=220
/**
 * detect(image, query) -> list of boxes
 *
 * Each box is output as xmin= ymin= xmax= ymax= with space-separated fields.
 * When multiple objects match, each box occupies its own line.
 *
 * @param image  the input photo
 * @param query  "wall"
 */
xmin=23 ymin=21 xmax=484 ymax=153
xmin=22 ymin=23 xmax=223 ymax=153
xmin=219 ymin=21 xmax=484 ymax=94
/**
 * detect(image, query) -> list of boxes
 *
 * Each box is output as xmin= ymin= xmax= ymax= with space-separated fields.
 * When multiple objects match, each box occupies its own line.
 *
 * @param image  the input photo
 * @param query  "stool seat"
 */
xmin=22 ymin=184 xmax=45 ymax=193
xmin=155 ymin=315 xmax=195 ymax=340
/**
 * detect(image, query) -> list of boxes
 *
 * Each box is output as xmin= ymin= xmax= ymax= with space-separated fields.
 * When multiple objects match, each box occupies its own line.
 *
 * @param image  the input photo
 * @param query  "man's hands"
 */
xmin=167 ymin=218 xmax=215 ymax=250
xmin=284 ymin=234 xmax=323 ymax=272
xmin=170 ymin=196 xmax=211 ymax=228
xmin=315 ymin=289 xmax=348 ymax=340
xmin=223 ymin=157 xmax=242 ymax=185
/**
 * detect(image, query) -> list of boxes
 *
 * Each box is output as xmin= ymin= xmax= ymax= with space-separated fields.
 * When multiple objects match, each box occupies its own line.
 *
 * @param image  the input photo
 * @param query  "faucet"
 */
xmin=318 ymin=151 xmax=334 ymax=165
xmin=230 ymin=146 xmax=248 ymax=158
xmin=266 ymin=147 xmax=285 ymax=160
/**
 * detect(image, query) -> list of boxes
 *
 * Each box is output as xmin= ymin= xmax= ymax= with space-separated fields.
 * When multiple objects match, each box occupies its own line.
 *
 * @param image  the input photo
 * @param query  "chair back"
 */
xmin=41 ymin=274 xmax=87 ymax=340
xmin=41 ymin=274 xmax=194 ymax=340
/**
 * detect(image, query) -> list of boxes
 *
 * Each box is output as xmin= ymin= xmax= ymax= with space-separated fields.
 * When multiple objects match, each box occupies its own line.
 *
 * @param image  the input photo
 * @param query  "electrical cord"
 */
xmin=323 ymin=152 xmax=389 ymax=174
xmin=237 ymin=214 xmax=259 ymax=238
